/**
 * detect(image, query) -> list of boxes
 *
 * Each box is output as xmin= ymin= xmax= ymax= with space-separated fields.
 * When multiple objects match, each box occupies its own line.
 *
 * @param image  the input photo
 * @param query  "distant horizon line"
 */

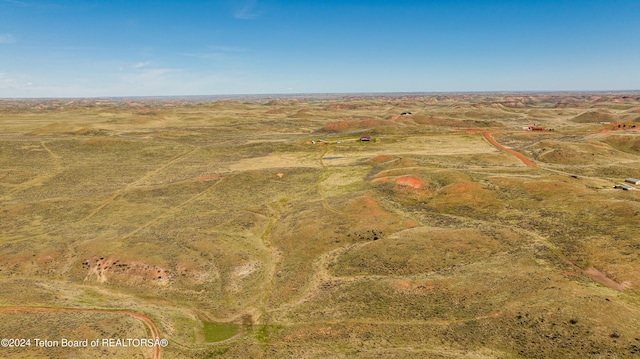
xmin=2 ymin=89 xmax=640 ymax=101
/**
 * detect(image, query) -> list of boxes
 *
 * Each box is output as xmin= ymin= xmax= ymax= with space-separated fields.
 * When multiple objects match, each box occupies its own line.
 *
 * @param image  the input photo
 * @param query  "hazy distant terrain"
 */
xmin=1 ymin=93 xmax=639 ymax=358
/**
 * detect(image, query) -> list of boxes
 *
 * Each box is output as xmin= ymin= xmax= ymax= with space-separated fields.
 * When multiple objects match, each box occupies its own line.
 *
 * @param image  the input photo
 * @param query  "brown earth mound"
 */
xmin=601 ymin=134 xmax=640 ymax=154
xmin=428 ymin=181 xmax=501 ymax=216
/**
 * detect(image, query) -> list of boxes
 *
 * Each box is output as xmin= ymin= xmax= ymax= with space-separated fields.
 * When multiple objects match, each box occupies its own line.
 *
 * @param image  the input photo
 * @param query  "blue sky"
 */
xmin=1 ymin=0 xmax=639 ymax=97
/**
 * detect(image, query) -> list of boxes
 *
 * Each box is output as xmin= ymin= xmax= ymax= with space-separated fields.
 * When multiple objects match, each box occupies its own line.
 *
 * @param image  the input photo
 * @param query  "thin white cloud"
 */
xmin=133 ymin=61 xmax=150 ymax=68
xmin=1 ymin=0 xmax=29 ymax=6
xmin=0 ymin=72 xmax=32 ymax=90
xmin=0 ymin=33 xmax=16 ymax=44
xmin=121 ymin=68 xmax=175 ymax=85
xmin=233 ymin=0 xmax=258 ymax=19
xmin=1 ymin=1 xmax=60 ymax=11
xmin=0 ymin=73 xmax=14 ymax=88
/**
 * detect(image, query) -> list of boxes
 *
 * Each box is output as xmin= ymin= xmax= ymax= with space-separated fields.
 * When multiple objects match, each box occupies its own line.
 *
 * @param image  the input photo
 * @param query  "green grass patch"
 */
xmin=202 ymin=322 xmax=240 ymax=342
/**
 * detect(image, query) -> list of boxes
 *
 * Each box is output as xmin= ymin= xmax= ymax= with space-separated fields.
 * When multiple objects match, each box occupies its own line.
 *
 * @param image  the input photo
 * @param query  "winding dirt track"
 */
xmin=483 ymin=131 xmax=537 ymax=167
xmin=0 ymin=307 xmax=162 ymax=359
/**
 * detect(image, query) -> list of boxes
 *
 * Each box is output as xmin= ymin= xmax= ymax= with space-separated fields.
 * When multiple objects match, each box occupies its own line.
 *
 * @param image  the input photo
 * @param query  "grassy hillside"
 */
xmin=1 ymin=93 xmax=639 ymax=358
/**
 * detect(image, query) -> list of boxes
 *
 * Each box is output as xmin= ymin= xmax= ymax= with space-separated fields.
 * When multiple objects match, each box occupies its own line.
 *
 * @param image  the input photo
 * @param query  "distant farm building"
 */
xmin=360 ymin=136 xmax=371 ymax=142
xmin=527 ymin=125 xmax=544 ymax=131
xmin=400 ymin=111 xmax=412 ymax=115
xmin=613 ymin=184 xmax=635 ymax=191
xmin=625 ymin=178 xmax=640 ymax=185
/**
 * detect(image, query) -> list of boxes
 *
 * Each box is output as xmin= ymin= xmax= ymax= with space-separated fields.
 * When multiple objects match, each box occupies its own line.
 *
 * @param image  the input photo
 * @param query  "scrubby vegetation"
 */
xmin=1 ymin=93 xmax=639 ymax=358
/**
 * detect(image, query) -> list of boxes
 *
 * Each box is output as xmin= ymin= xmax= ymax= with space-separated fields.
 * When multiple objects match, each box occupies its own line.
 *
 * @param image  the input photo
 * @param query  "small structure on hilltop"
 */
xmin=527 ymin=125 xmax=544 ymax=131
xmin=400 ymin=111 xmax=412 ymax=115
xmin=625 ymin=178 xmax=640 ymax=185
xmin=360 ymin=136 xmax=371 ymax=142
xmin=613 ymin=184 xmax=635 ymax=191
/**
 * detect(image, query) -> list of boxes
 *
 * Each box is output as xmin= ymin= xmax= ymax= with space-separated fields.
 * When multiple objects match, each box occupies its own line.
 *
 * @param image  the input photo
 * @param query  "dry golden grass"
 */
xmin=1 ymin=93 xmax=639 ymax=358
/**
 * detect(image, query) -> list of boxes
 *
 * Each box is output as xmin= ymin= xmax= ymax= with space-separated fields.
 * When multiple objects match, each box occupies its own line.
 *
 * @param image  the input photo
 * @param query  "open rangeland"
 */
xmin=1 ymin=93 xmax=640 ymax=358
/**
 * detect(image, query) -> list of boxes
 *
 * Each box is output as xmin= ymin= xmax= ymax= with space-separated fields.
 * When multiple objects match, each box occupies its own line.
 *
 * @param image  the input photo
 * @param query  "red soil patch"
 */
xmin=395 ymin=176 xmax=422 ymax=189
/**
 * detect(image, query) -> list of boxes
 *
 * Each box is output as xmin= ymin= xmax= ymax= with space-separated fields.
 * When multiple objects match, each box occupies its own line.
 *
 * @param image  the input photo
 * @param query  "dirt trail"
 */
xmin=268 ymin=242 xmax=371 ymax=317
xmin=0 ymin=141 xmax=63 ymax=200
xmin=56 ymin=174 xmax=228 ymax=276
xmin=256 ymin=203 xmax=283 ymax=319
xmin=118 ymin=174 xmax=226 ymax=241
xmin=80 ymin=147 xmax=200 ymax=222
xmin=0 ymin=306 xmax=162 ymax=359
xmin=483 ymin=131 xmax=537 ymax=167
xmin=317 ymin=146 xmax=344 ymax=216
xmin=434 ymin=211 xmax=630 ymax=292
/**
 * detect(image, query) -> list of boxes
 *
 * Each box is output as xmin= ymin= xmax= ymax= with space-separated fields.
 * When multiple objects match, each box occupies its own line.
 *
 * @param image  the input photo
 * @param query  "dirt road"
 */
xmin=0 ymin=306 xmax=162 ymax=359
xmin=483 ymin=131 xmax=537 ymax=167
